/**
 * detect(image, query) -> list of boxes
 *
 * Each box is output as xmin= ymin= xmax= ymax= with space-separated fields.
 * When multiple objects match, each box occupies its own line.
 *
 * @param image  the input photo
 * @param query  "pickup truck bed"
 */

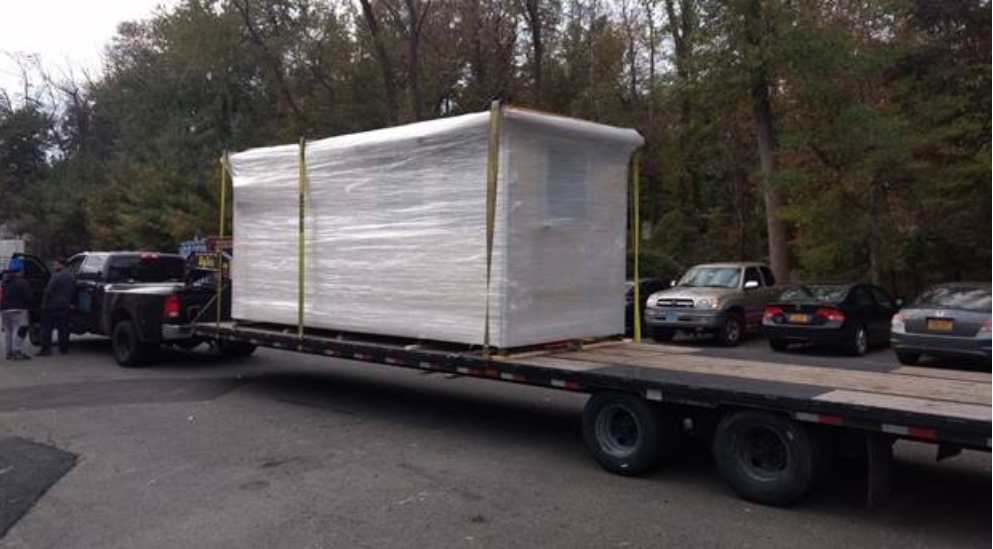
xmin=194 ymin=321 xmax=991 ymax=505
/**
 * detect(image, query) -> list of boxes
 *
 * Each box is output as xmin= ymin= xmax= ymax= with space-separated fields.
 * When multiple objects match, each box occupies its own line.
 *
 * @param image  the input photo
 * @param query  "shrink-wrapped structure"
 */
xmin=228 ymin=106 xmax=643 ymax=348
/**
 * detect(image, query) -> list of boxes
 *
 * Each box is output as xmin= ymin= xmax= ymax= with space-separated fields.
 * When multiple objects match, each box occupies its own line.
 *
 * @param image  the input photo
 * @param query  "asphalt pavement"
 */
xmin=0 ymin=334 xmax=989 ymax=549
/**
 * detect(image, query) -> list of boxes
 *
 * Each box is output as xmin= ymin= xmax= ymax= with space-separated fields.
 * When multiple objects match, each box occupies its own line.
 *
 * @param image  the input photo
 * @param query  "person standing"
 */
xmin=1 ymin=259 xmax=32 ymax=360
xmin=38 ymin=258 xmax=75 ymax=356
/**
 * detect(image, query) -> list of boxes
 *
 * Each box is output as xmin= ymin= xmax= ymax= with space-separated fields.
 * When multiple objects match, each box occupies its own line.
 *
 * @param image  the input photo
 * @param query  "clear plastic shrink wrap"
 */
xmin=228 ymin=107 xmax=643 ymax=348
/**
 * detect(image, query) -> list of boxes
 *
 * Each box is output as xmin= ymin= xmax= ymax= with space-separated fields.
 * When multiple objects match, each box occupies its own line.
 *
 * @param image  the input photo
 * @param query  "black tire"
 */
xmin=768 ymin=338 xmax=789 ymax=352
xmin=895 ymin=350 xmax=920 ymax=365
xmin=845 ymin=324 xmax=869 ymax=356
xmin=711 ymin=410 xmax=821 ymax=506
xmin=112 ymin=320 xmax=153 ymax=367
xmin=650 ymin=328 xmax=675 ymax=343
xmin=217 ymin=339 xmax=257 ymax=358
xmin=582 ymin=393 xmax=677 ymax=476
xmin=27 ymin=324 xmax=41 ymax=347
xmin=716 ymin=313 xmax=744 ymax=347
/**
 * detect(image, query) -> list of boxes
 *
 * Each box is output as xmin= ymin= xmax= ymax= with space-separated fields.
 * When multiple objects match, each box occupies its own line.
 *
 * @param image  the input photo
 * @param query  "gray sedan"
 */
xmin=891 ymin=282 xmax=991 ymax=366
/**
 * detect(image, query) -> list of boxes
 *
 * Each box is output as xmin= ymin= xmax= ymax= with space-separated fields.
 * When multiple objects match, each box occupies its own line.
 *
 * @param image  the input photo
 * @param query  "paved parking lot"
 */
xmin=0 ymin=335 xmax=989 ymax=548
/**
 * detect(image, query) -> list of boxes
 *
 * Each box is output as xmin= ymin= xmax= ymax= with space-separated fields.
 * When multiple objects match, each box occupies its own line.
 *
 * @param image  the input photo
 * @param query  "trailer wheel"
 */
xmin=113 ymin=320 xmax=151 ymax=368
xmin=217 ymin=339 xmax=257 ymax=358
xmin=712 ymin=410 xmax=819 ymax=506
xmin=582 ymin=393 xmax=675 ymax=476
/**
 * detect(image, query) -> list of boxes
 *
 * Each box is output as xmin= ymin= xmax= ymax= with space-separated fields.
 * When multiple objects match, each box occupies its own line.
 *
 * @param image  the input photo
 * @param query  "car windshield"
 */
xmin=678 ymin=267 xmax=740 ymax=289
xmin=914 ymin=285 xmax=992 ymax=313
xmin=778 ymin=285 xmax=849 ymax=303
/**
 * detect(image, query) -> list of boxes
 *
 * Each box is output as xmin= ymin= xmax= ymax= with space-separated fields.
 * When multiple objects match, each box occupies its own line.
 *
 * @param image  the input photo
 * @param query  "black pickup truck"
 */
xmin=11 ymin=251 xmax=254 ymax=366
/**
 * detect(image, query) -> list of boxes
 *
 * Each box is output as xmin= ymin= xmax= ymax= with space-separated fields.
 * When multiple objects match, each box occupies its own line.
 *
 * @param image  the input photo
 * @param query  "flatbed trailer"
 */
xmin=195 ymin=321 xmax=991 ymax=507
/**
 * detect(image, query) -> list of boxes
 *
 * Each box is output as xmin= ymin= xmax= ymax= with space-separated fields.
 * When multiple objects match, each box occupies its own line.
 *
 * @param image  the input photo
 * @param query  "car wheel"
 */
xmin=650 ymin=328 xmax=675 ymax=343
xmin=717 ymin=314 xmax=744 ymax=347
xmin=768 ymin=338 xmax=789 ymax=352
xmin=845 ymin=324 xmax=869 ymax=356
xmin=896 ymin=351 xmax=920 ymax=366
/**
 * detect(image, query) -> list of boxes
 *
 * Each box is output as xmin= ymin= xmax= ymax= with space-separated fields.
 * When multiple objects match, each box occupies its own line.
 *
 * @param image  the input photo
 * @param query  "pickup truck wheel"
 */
xmin=217 ymin=340 xmax=256 ymax=358
xmin=27 ymin=324 xmax=41 ymax=347
xmin=582 ymin=393 xmax=676 ymax=476
xmin=716 ymin=314 xmax=744 ymax=347
xmin=112 ymin=320 xmax=150 ymax=367
xmin=712 ymin=410 xmax=820 ymax=506
xmin=650 ymin=328 xmax=675 ymax=343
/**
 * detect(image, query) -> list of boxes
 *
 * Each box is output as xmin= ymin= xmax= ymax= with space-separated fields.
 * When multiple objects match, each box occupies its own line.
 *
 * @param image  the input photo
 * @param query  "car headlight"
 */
xmin=697 ymin=298 xmax=721 ymax=310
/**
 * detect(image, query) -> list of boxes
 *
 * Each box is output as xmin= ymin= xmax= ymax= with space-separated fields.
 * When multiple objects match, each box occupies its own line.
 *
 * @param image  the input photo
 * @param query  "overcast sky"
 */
xmin=0 ymin=0 xmax=178 ymax=99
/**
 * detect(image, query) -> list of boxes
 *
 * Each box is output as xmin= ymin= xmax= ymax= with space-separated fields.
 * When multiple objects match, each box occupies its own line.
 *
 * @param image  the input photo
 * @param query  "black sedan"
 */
xmin=762 ymin=283 xmax=898 ymax=356
xmin=890 ymin=282 xmax=991 ymax=366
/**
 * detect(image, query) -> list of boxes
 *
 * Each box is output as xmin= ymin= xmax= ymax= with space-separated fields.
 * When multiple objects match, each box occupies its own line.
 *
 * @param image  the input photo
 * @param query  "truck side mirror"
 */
xmin=669 ymin=279 xmax=676 ymax=288
xmin=744 ymin=280 xmax=760 ymax=290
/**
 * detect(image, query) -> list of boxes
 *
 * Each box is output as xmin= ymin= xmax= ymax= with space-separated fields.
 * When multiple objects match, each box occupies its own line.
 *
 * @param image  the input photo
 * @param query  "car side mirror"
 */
xmin=744 ymin=280 xmax=760 ymax=290
xmin=669 ymin=279 xmax=677 ymax=288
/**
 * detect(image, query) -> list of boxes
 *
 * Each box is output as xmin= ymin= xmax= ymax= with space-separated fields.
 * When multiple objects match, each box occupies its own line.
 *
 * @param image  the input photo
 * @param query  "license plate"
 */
xmin=666 ymin=313 xmax=679 ymax=322
xmin=788 ymin=313 xmax=810 ymax=323
xmin=927 ymin=318 xmax=954 ymax=332
xmin=197 ymin=255 xmax=218 ymax=269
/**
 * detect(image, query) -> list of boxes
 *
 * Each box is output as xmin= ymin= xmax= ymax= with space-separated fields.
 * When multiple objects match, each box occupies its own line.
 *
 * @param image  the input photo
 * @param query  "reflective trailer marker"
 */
xmin=551 ymin=379 xmax=581 ymax=390
xmin=795 ymin=412 xmax=842 ymax=425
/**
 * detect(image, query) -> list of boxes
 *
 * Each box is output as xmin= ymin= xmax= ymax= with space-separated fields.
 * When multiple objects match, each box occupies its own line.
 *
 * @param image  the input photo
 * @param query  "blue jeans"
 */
xmin=2 ymin=309 xmax=28 ymax=357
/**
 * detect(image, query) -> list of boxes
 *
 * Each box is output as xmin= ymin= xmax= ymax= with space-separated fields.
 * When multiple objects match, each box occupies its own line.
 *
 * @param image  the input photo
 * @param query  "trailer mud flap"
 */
xmin=865 ymin=432 xmax=894 ymax=508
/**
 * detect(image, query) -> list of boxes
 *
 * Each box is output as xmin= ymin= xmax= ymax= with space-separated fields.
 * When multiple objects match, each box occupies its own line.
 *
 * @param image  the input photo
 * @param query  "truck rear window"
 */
xmin=106 ymin=256 xmax=186 ymax=282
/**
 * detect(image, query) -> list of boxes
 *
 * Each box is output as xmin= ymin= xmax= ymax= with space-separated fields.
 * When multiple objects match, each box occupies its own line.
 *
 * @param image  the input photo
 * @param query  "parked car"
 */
xmin=625 ymin=278 xmax=668 ymax=336
xmin=891 ymin=282 xmax=991 ymax=366
xmin=644 ymin=262 xmax=780 ymax=346
xmin=762 ymin=283 xmax=898 ymax=356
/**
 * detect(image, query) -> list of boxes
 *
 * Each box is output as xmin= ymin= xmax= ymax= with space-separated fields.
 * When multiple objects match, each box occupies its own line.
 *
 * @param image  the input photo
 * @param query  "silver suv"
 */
xmin=644 ymin=262 xmax=780 ymax=346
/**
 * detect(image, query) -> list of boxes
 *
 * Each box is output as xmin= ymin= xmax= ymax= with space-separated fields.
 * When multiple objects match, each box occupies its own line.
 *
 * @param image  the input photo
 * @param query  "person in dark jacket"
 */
xmin=38 ymin=258 xmax=75 ymax=356
xmin=2 ymin=259 xmax=33 ymax=360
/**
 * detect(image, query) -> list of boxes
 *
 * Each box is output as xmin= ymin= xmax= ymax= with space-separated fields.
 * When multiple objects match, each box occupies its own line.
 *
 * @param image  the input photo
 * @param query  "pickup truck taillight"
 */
xmin=163 ymin=295 xmax=181 ymax=320
xmin=763 ymin=306 xmax=783 ymax=321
